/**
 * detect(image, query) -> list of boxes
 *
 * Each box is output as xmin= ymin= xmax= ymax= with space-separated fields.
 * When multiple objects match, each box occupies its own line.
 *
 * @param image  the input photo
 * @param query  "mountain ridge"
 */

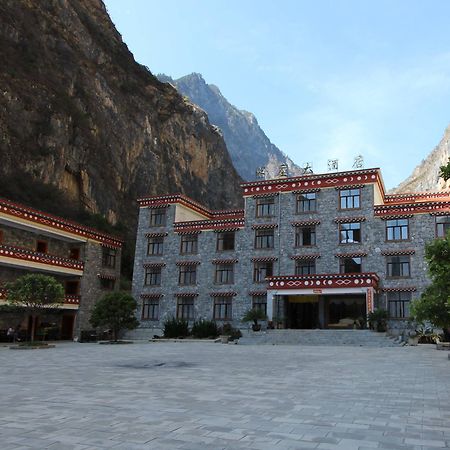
xmin=158 ymin=72 xmax=305 ymax=180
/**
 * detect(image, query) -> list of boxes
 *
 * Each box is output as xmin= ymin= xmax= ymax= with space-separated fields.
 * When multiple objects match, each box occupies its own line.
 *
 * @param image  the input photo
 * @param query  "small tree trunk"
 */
xmin=113 ymin=328 xmax=118 ymax=342
xmin=30 ymin=315 xmax=36 ymax=342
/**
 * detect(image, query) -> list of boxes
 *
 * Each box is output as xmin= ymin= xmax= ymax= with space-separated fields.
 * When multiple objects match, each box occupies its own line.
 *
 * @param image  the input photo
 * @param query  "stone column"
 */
xmin=267 ymin=291 xmax=274 ymax=321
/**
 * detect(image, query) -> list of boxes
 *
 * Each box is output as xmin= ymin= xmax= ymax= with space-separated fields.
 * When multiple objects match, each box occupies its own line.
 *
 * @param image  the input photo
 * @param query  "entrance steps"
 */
xmin=238 ymin=329 xmax=402 ymax=347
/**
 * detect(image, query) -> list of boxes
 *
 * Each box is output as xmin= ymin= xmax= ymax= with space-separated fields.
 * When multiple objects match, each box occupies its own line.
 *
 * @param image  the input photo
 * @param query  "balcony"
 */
xmin=0 ymin=244 xmax=84 ymax=275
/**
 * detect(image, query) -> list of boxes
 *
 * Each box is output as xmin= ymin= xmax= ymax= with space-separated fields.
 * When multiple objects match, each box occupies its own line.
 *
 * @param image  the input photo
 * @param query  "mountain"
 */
xmin=158 ymin=73 xmax=304 ymax=180
xmin=392 ymin=125 xmax=450 ymax=193
xmin=0 ymin=0 xmax=243 ymax=276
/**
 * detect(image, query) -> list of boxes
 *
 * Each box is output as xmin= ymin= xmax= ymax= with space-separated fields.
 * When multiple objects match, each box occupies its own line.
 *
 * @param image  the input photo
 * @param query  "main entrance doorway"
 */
xmin=286 ymin=295 xmax=319 ymax=329
xmin=280 ymin=294 xmax=367 ymax=329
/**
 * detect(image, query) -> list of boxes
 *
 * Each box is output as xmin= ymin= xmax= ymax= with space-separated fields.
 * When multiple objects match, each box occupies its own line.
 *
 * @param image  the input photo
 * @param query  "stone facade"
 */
xmin=0 ymin=197 xmax=122 ymax=339
xmin=132 ymin=168 xmax=450 ymax=336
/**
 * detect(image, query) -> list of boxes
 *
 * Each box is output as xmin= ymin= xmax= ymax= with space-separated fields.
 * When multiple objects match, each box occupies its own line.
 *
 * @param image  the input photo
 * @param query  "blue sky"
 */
xmin=104 ymin=0 xmax=450 ymax=189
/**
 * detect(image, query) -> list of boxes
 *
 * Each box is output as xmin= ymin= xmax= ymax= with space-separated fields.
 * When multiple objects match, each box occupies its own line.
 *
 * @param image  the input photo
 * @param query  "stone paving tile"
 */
xmin=1 ymin=342 xmax=449 ymax=449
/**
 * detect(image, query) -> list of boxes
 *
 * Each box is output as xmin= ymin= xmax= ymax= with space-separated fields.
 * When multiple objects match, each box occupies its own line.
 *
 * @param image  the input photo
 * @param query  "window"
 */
xmin=296 ymin=192 xmax=316 ymax=213
xmin=339 ymin=257 xmax=362 ymax=273
xmin=436 ymin=216 xmax=450 ymax=238
xmin=177 ymin=297 xmax=195 ymax=320
xmin=216 ymin=231 xmax=235 ymax=251
xmin=386 ymin=219 xmax=409 ymax=241
xmin=142 ymin=298 xmax=159 ymax=320
xmin=36 ymin=240 xmax=48 ymax=253
xmin=65 ymin=281 xmax=79 ymax=295
xmin=69 ymin=248 xmax=80 ymax=260
xmin=387 ymin=256 xmax=410 ymax=277
xmin=147 ymin=236 xmax=164 ymax=256
xmin=102 ymin=247 xmax=116 ymax=268
xmin=0 ymin=230 xmax=3 ymax=244
xmin=295 ymin=226 xmax=316 ymax=246
xmin=214 ymin=297 xmax=232 ymax=320
xmin=295 ymin=259 xmax=316 ymax=275
xmin=214 ymin=263 xmax=234 ymax=284
xmin=178 ymin=264 xmax=197 ymax=285
xmin=340 ymin=222 xmax=361 ymax=244
xmin=339 ymin=189 xmax=360 ymax=209
xmin=253 ymin=261 xmax=273 ymax=283
xmin=252 ymin=295 xmax=267 ymax=315
xmin=256 ymin=196 xmax=275 ymax=217
xmin=100 ymin=278 xmax=115 ymax=290
xmin=149 ymin=208 xmax=166 ymax=227
xmin=144 ymin=266 xmax=161 ymax=286
xmin=388 ymin=292 xmax=412 ymax=319
xmin=180 ymin=234 xmax=198 ymax=254
xmin=255 ymin=229 xmax=274 ymax=249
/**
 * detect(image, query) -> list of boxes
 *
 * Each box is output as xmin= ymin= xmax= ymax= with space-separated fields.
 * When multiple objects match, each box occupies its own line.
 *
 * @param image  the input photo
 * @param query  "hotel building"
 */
xmin=0 ymin=197 xmax=122 ymax=339
xmin=132 ymin=168 xmax=450 ymax=336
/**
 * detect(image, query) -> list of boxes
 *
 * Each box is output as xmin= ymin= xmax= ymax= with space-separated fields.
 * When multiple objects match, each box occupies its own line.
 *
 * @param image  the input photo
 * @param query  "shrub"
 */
xmin=163 ymin=317 xmax=189 ymax=338
xmin=220 ymin=323 xmax=242 ymax=341
xmin=191 ymin=319 xmax=219 ymax=339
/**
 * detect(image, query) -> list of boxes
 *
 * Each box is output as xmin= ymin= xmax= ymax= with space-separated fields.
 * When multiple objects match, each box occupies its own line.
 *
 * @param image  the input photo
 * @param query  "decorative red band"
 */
xmin=0 ymin=244 xmax=84 ymax=271
xmin=0 ymin=197 xmax=123 ymax=248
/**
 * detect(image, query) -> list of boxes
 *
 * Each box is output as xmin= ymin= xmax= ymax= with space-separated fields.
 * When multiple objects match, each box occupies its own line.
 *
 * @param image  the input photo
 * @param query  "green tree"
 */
xmin=439 ymin=158 xmax=450 ymax=182
xmin=411 ymin=232 xmax=450 ymax=339
xmin=242 ymin=308 xmax=267 ymax=330
xmin=90 ymin=292 xmax=139 ymax=341
xmin=6 ymin=274 xmax=64 ymax=341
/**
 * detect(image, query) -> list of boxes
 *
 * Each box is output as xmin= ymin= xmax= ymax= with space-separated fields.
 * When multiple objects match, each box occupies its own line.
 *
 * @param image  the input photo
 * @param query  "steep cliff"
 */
xmin=392 ymin=125 xmax=450 ymax=193
xmin=0 ymin=0 xmax=243 ymax=275
xmin=0 ymin=1 xmax=242 ymax=219
xmin=158 ymin=73 xmax=304 ymax=180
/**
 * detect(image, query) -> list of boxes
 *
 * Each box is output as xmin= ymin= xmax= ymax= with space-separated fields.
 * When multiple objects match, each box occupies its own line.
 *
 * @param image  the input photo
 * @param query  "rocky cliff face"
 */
xmin=0 ymin=0 xmax=243 ymax=228
xmin=158 ymin=73 xmax=304 ymax=180
xmin=392 ymin=125 xmax=450 ymax=193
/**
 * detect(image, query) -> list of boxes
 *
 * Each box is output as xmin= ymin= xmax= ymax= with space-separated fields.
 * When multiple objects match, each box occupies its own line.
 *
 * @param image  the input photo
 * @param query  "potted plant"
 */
xmin=242 ymin=308 xmax=267 ymax=331
xmin=367 ymin=309 xmax=389 ymax=332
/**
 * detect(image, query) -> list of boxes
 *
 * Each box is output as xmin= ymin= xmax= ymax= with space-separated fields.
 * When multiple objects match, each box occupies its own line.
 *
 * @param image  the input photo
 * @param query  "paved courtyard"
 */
xmin=0 ymin=342 xmax=449 ymax=450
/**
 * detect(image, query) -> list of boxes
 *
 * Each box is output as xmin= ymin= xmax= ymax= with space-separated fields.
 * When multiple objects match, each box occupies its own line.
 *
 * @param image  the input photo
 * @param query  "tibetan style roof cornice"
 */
xmin=176 ymin=260 xmax=201 ymax=266
xmin=241 ymin=168 xmax=381 ymax=196
xmin=251 ymin=223 xmax=278 ymax=230
xmin=290 ymin=254 xmax=320 ymax=260
xmin=141 ymin=293 xmax=164 ymax=299
xmin=292 ymin=188 xmax=321 ymax=194
xmin=137 ymin=193 xmax=244 ymax=221
xmin=381 ymin=249 xmax=415 ymax=256
xmin=375 ymin=202 xmax=450 ymax=217
xmin=174 ymin=218 xmax=245 ymax=233
xmin=334 ymin=184 xmax=365 ymax=190
xmin=145 ymin=232 xmax=168 ymax=238
xmin=212 ymin=258 xmax=238 ymax=264
xmin=97 ymin=273 xmax=117 ymax=280
xmin=0 ymin=197 xmax=123 ymax=248
xmin=380 ymin=287 xmax=417 ymax=292
xmin=251 ymin=256 xmax=278 ymax=262
xmin=335 ymin=252 xmax=367 ymax=258
xmin=267 ymin=272 xmax=379 ymax=290
xmin=291 ymin=220 xmax=321 ymax=227
xmin=334 ymin=216 xmax=366 ymax=224
xmin=248 ymin=290 xmax=267 ymax=296
xmin=209 ymin=291 xmax=237 ymax=297
xmin=384 ymin=191 xmax=450 ymax=204
xmin=143 ymin=262 xmax=166 ymax=268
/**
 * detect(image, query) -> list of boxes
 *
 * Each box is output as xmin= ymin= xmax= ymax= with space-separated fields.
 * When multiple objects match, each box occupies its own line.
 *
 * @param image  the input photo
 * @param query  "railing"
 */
xmin=0 ymin=244 xmax=84 ymax=272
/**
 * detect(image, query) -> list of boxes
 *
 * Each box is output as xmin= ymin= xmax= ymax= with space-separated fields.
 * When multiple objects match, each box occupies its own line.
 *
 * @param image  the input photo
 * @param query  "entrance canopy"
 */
xmin=266 ymin=273 xmax=379 ymax=323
